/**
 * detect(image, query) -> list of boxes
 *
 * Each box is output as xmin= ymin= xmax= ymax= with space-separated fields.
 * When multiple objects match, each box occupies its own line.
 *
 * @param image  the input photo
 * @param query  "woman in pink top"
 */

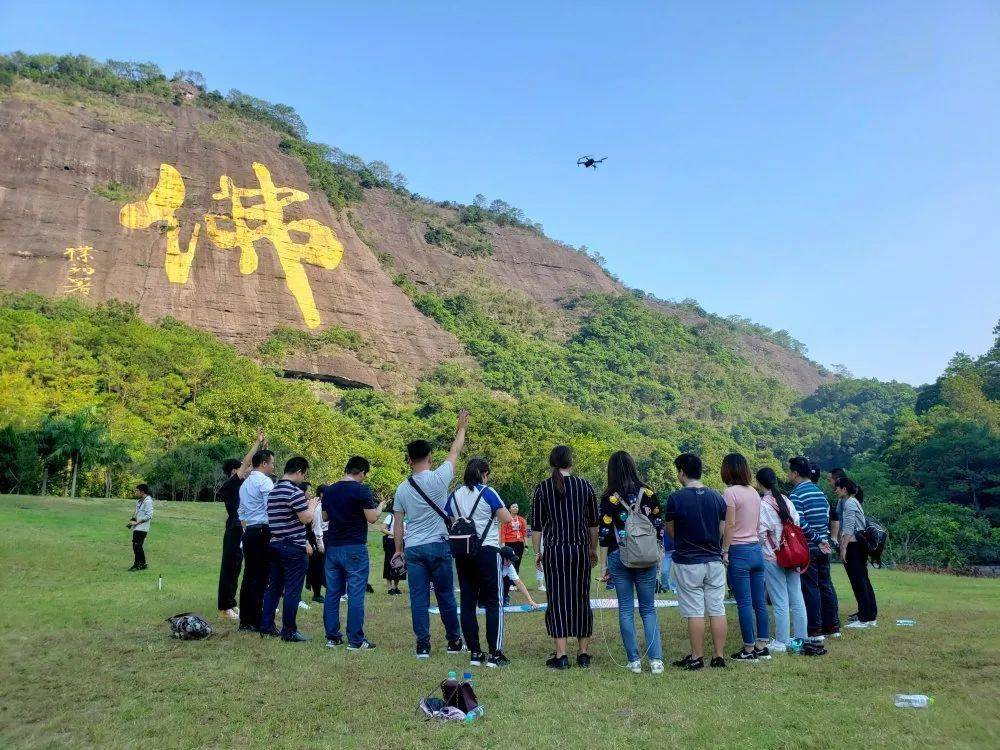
xmin=721 ymin=453 xmax=770 ymax=661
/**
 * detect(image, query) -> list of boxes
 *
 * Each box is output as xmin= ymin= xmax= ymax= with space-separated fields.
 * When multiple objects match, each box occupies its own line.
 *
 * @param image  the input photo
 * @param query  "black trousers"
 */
xmin=844 ymin=542 xmax=878 ymax=622
xmin=455 ymin=546 xmax=504 ymax=655
xmin=307 ymin=549 xmax=326 ymax=598
xmin=502 ymin=541 xmax=525 ymax=601
xmin=800 ymin=549 xmax=840 ymax=636
xmin=238 ymin=525 xmax=271 ymax=628
xmin=217 ymin=521 xmax=243 ymax=610
xmin=132 ymin=530 xmax=147 ymax=568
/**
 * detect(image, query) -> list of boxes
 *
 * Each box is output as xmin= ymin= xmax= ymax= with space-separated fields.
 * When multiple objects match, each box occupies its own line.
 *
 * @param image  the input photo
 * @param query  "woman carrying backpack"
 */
xmin=598 ymin=451 xmax=665 ymax=674
xmin=835 ymin=477 xmax=878 ymax=629
xmin=755 ymin=468 xmax=813 ymax=654
xmin=446 ymin=458 xmax=513 ymax=668
xmin=721 ymin=453 xmax=770 ymax=661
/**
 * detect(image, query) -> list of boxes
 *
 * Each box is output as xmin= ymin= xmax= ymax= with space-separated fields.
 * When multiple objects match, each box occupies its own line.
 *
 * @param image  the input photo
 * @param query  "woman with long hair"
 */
xmin=721 ymin=453 xmax=770 ymax=660
xmin=835 ymin=476 xmax=878 ymax=628
xmin=598 ymin=451 xmax=665 ymax=674
xmin=755 ymin=467 xmax=815 ymax=655
xmin=447 ymin=457 xmax=513 ymax=667
xmin=531 ymin=445 xmax=599 ymax=669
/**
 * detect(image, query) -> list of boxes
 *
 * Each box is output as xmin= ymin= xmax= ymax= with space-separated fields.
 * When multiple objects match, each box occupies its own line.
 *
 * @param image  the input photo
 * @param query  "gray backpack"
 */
xmin=617 ymin=489 xmax=662 ymax=569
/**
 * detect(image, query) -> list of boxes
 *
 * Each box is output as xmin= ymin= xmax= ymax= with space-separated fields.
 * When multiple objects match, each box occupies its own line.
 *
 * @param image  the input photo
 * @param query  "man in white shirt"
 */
xmin=127 ymin=484 xmax=154 ymax=571
xmin=237 ymin=449 xmax=275 ymax=631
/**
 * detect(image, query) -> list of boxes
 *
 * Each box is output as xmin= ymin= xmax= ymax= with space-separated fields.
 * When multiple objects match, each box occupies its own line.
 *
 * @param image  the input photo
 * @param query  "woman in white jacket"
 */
xmin=755 ymin=468 xmax=809 ymax=654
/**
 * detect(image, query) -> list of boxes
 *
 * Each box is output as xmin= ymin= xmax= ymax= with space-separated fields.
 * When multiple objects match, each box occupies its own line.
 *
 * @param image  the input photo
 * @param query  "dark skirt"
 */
xmin=543 ymin=543 xmax=593 ymax=638
xmin=382 ymin=535 xmax=405 ymax=580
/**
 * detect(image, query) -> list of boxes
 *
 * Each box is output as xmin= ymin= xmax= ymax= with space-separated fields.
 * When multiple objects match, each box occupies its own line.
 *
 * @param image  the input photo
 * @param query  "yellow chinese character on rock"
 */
xmin=205 ymin=162 xmax=343 ymax=329
xmin=120 ymin=164 xmax=201 ymax=284
xmin=119 ymin=161 xmax=343 ymax=329
xmin=63 ymin=245 xmax=95 ymax=296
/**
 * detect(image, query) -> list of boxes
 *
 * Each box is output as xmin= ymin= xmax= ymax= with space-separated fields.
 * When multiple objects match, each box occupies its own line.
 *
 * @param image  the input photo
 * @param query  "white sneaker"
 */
xmin=766 ymin=639 xmax=787 ymax=653
xmin=626 ymin=660 xmax=642 ymax=674
xmin=298 ymin=601 xmax=310 ymax=610
xmin=538 ymin=585 xmax=546 ymax=592
xmin=846 ymin=620 xmax=875 ymax=629
xmin=828 ymin=631 xmax=842 ymax=638
xmin=219 ymin=608 xmax=239 ymax=621
xmin=650 ymin=659 xmax=664 ymax=675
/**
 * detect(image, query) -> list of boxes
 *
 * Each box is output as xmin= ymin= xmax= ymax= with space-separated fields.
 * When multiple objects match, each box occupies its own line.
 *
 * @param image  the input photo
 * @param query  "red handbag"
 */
xmin=766 ymin=497 xmax=811 ymax=572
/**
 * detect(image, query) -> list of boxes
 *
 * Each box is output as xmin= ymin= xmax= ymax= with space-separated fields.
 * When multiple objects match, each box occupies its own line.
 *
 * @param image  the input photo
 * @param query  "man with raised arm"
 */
xmin=216 ymin=431 xmax=266 ymax=621
xmin=391 ymin=410 xmax=468 ymax=659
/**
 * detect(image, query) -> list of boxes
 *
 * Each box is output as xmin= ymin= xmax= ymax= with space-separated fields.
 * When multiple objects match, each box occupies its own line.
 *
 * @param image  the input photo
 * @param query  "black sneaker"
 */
xmin=326 ymin=636 xmax=344 ymax=648
xmin=731 ymin=649 xmax=758 ymax=662
xmin=847 ymin=612 xmax=860 ymax=623
xmin=672 ymin=653 xmax=696 ymax=668
xmin=753 ymin=647 xmax=772 ymax=660
xmin=469 ymin=651 xmax=486 ymax=666
xmin=237 ymin=624 xmax=258 ymax=633
xmin=312 ymin=595 xmax=325 ymax=603
xmin=259 ymin=627 xmax=281 ymax=638
xmin=347 ymin=640 xmax=376 ymax=651
xmin=281 ymin=631 xmax=311 ymax=643
xmin=127 ymin=565 xmax=140 ymax=572
xmin=684 ymin=657 xmax=705 ymax=670
xmin=388 ymin=588 xmax=401 ymax=596
xmin=803 ymin=641 xmax=827 ymax=656
xmin=710 ymin=657 xmax=726 ymax=668
xmin=545 ymin=654 xmax=570 ymax=670
xmin=416 ymin=645 xmax=431 ymax=659
xmin=366 ymin=583 xmax=375 ymax=594
xmin=446 ymin=638 xmax=464 ymax=654
xmin=576 ymin=653 xmax=592 ymax=669
xmin=488 ymin=651 xmax=511 ymax=668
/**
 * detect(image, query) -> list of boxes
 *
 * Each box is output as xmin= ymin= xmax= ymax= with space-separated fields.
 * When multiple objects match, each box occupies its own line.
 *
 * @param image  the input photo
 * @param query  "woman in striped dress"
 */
xmin=531 ymin=445 xmax=599 ymax=669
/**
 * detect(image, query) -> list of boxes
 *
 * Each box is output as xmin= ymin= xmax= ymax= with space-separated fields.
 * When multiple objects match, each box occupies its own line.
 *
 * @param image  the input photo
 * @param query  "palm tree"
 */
xmin=97 ymin=438 xmax=132 ymax=498
xmin=42 ymin=411 xmax=108 ymax=498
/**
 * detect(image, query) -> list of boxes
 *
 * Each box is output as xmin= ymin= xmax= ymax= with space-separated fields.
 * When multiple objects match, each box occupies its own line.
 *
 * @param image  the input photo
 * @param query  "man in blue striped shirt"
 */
xmin=260 ymin=456 xmax=319 ymax=642
xmin=788 ymin=457 xmax=840 ymax=640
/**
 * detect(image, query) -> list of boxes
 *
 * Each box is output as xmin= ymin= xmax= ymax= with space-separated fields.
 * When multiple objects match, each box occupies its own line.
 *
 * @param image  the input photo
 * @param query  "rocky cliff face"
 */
xmin=0 ymin=84 xmax=831 ymax=394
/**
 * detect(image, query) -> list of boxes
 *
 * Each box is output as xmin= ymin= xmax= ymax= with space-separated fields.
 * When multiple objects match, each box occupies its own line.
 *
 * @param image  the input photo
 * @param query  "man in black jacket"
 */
xmin=217 ymin=432 xmax=266 ymax=621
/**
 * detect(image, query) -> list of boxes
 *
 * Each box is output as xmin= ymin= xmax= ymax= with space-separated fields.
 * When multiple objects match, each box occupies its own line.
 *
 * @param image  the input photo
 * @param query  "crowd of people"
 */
xmin=129 ymin=411 xmax=879 ymax=672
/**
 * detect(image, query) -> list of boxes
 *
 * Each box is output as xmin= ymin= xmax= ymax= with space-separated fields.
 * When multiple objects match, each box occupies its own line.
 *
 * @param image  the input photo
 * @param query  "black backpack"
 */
xmin=859 ymin=519 xmax=888 ymax=567
xmin=407 ymin=477 xmax=493 ymax=561
xmin=447 ymin=487 xmax=495 ymax=560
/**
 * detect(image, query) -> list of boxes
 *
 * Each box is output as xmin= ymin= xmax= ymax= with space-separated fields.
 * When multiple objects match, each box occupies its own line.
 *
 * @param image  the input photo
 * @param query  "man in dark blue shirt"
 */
xmin=663 ymin=453 xmax=728 ymax=670
xmin=321 ymin=456 xmax=383 ymax=650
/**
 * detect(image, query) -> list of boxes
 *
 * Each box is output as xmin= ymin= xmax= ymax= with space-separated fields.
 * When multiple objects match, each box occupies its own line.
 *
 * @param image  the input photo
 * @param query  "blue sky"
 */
xmin=3 ymin=0 xmax=998 ymax=385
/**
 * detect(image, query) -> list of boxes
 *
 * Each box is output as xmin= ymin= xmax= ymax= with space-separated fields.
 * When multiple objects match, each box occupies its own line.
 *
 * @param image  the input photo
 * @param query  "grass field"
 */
xmin=1 ymin=495 xmax=997 ymax=749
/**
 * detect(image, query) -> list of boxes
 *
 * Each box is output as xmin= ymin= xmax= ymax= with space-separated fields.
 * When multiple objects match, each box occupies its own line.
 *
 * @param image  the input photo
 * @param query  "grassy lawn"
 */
xmin=1 ymin=495 xmax=997 ymax=749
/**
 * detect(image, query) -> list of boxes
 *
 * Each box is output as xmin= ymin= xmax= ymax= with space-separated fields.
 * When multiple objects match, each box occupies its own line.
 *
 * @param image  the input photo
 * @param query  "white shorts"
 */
xmin=674 ymin=561 xmax=726 ymax=618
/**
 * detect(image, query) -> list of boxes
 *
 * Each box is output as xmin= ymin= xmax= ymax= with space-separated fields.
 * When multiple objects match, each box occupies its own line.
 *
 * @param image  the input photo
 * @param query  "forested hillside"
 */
xmin=0 ymin=53 xmax=997 ymax=566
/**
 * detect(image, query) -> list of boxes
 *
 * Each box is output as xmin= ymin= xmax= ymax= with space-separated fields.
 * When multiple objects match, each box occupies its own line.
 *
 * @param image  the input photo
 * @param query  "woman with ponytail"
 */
xmin=755 ymin=467 xmax=813 ymax=655
xmin=835 ymin=476 xmax=878 ymax=628
xmin=531 ymin=445 xmax=599 ymax=669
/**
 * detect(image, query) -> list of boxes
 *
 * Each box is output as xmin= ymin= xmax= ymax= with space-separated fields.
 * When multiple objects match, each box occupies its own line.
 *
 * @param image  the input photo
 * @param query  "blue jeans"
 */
xmin=727 ymin=543 xmax=769 ymax=646
xmin=260 ymin=540 xmax=308 ymax=637
xmin=608 ymin=550 xmax=663 ymax=661
xmin=323 ymin=544 xmax=370 ymax=646
xmin=406 ymin=541 xmax=461 ymax=650
xmin=658 ymin=550 xmax=676 ymax=592
xmin=763 ymin=558 xmax=807 ymax=643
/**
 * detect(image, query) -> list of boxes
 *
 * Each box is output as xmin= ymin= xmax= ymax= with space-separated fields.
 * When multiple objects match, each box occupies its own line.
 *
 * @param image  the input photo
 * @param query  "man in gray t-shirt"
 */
xmin=392 ymin=410 xmax=468 ymax=657
xmin=393 ymin=461 xmax=454 ymax=548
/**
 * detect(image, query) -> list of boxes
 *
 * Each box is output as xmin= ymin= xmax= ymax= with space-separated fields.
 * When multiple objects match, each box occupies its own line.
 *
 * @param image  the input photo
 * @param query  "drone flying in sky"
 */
xmin=577 ymin=155 xmax=607 ymax=170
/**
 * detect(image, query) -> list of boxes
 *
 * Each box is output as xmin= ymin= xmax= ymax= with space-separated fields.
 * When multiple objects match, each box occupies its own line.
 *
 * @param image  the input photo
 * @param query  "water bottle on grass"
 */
xmin=895 ymin=619 xmax=916 ymax=627
xmin=894 ymin=694 xmax=933 ymax=708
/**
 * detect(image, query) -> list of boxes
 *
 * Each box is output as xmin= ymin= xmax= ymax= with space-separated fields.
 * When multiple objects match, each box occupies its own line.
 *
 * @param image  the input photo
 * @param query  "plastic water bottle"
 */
xmin=896 ymin=619 xmax=917 ymax=627
xmin=464 ymin=706 xmax=485 ymax=721
xmin=157 ymin=575 xmax=163 ymax=591
xmin=894 ymin=694 xmax=933 ymax=708
xmin=448 ymin=670 xmax=457 ymax=681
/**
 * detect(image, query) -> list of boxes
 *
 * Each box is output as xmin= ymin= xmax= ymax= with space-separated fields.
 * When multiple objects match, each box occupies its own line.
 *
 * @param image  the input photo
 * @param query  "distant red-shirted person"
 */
xmin=500 ymin=502 xmax=528 ymax=605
